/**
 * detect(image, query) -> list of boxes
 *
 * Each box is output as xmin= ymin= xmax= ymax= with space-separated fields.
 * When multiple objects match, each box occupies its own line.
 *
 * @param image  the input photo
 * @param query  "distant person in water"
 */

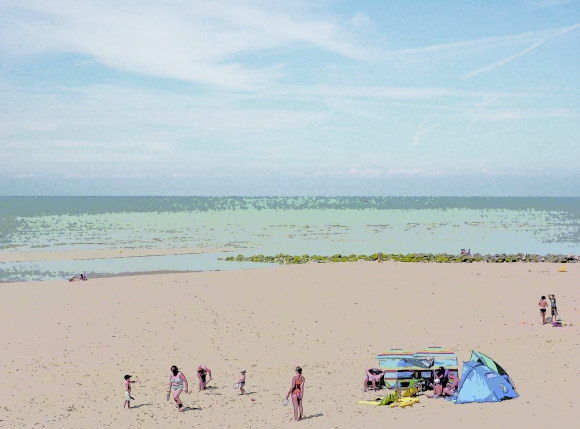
xmin=286 ymin=367 xmax=305 ymax=421
xmin=539 ymin=296 xmax=548 ymax=324
xmin=197 ymin=365 xmax=212 ymax=391
xmin=168 ymin=366 xmax=188 ymax=412
xmin=548 ymin=294 xmax=558 ymax=322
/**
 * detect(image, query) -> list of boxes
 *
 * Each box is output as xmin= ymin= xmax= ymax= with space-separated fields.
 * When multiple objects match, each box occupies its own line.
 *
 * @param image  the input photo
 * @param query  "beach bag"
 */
xmin=552 ymin=322 xmax=562 ymax=327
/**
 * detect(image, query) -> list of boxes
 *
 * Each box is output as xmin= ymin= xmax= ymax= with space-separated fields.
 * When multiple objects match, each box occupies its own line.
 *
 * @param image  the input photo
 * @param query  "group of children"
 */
xmin=538 ymin=294 xmax=559 ymax=325
xmin=123 ymin=366 xmax=247 ymax=410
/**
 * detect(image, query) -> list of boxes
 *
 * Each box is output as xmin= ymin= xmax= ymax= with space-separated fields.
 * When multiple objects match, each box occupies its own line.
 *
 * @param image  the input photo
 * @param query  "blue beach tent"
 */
xmin=454 ymin=361 xmax=518 ymax=404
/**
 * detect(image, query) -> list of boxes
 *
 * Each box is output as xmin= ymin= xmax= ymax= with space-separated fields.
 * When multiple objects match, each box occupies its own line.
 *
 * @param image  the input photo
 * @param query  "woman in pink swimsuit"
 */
xmin=286 ymin=367 xmax=305 ymax=421
xmin=168 ymin=365 xmax=188 ymax=411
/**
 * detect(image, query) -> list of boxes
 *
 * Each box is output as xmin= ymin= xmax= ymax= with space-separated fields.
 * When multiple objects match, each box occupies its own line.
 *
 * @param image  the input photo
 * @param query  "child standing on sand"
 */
xmin=123 ymin=375 xmax=139 ymax=409
xmin=548 ymin=294 xmax=558 ymax=322
xmin=539 ymin=296 xmax=548 ymax=325
xmin=238 ymin=370 xmax=246 ymax=395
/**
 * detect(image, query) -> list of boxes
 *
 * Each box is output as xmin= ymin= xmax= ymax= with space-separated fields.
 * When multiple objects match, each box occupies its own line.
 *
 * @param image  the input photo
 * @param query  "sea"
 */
xmin=1 ymin=197 xmax=579 ymax=282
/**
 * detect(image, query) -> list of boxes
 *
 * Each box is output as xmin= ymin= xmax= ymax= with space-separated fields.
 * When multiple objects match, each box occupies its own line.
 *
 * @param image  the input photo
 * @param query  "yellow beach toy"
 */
xmin=389 ymin=397 xmax=420 ymax=408
xmin=559 ymin=265 xmax=567 ymax=272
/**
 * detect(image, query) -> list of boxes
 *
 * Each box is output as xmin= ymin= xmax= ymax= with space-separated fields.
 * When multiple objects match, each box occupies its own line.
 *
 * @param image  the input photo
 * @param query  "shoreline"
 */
xmin=0 ymin=246 xmax=241 ymax=263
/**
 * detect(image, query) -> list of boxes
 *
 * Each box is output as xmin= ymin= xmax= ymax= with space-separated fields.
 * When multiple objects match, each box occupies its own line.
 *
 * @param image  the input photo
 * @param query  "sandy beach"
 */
xmin=0 ymin=247 xmax=237 ymax=263
xmin=1 ymin=262 xmax=578 ymax=428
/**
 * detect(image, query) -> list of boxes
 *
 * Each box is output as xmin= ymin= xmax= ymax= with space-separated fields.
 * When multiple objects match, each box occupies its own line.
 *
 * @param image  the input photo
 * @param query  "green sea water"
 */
xmin=1 ymin=197 xmax=579 ymax=281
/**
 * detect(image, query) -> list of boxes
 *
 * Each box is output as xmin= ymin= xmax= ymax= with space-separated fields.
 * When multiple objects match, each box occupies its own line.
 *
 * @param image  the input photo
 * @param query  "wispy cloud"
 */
xmin=463 ymin=22 xmax=580 ymax=78
xmin=0 ymin=0 xmax=372 ymax=88
xmin=464 ymin=108 xmax=580 ymax=121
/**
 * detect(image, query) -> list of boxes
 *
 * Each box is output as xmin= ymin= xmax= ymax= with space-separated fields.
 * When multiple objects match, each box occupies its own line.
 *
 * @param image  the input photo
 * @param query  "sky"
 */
xmin=1 ymin=0 xmax=579 ymax=196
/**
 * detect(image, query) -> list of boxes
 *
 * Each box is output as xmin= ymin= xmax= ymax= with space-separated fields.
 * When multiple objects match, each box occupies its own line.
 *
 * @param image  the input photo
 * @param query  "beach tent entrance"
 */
xmin=455 ymin=361 xmax=518 ymax=404
xmin=470 ymin=350 xmax=516 ymax=389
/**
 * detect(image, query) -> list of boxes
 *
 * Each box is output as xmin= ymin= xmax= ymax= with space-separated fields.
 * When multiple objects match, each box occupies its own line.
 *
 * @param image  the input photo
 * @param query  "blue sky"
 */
xmin=1 ymin=0 xmax=579 ymax=196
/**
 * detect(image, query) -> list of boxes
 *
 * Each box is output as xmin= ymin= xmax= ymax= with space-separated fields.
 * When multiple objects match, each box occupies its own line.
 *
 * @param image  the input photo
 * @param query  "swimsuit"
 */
xmin=171 ymin=374 xmax=184 ymax=391
xmin=292 ymin=377 xmax=303 ymax=396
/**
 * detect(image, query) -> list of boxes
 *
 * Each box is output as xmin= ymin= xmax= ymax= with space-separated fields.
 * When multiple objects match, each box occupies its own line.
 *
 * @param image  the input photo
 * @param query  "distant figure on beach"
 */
xmin=548 ymin=294 xmax=558 ymax=322
xmin=442 ymin=372 xmax=459 ymax=396
xmin=363 ymin=368 xmax=383 ymax=392
xmin=68 ymin=276 xmax=77 ymax=282
xmin=168 ymin=366 xmax=188 ymax=411
xmin=237 ymin=369 xmax=246 ymax=395
xmin=286 ymin=367 xmax=305 ymax=421
xmin=539 ymin=296 xmax=548 ymax=325
xmin=123 ymin=374 xmax=139 ymax=409
xmin=197 ymin=365 xmax=212 ymax=391
xmin=80 ymin=274 xmax=87 ymax=281
xmin=460 ymin=249 xmax=471 ymax=256
xmin=377 ymin=252 xmax=382 ymax=263
xmin=428 ymin=367 xmax=449 ymax=398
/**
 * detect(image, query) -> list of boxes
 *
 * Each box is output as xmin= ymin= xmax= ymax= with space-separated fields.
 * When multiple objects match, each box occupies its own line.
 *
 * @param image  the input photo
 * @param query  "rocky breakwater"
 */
xmin=221 ymin=253 xmax=580 ymax=264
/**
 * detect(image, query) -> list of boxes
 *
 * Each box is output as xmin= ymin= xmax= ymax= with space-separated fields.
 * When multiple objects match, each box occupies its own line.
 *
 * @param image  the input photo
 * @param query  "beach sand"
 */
xmin=0 ymin=262 xmax=578 ymax=428
xmin=0 ymin=247 xmax=237 ymax=263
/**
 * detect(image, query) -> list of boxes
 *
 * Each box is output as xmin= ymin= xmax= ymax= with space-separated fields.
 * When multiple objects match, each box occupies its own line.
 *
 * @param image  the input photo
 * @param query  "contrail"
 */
xmin=463 ymin=21 xmax=580 ymax=79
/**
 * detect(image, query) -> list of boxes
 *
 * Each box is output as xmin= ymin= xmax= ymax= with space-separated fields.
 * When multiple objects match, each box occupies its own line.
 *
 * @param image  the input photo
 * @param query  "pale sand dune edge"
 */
xmin=0 ymin=247 xmax=241 ymax=263
xmin=0 ymin=262 xmax=578 ymax=428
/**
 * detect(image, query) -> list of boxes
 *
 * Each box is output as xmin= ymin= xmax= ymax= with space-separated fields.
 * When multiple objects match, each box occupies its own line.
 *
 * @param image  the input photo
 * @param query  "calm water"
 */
xmin=1 ymin=197 xmax=579 ymax=281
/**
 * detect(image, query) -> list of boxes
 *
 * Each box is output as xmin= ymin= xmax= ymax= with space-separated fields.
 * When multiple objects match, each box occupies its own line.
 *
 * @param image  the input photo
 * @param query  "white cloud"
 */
xmin=0 ymin=0 xmax=372 ymax=88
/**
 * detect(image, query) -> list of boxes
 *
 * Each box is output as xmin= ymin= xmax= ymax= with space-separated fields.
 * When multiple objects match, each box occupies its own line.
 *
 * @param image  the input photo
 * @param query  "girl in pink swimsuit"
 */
xmin=286 ymin=367 xmax=305 ymax=421
xmin=168 ymin=366 xmax=188 ymax=411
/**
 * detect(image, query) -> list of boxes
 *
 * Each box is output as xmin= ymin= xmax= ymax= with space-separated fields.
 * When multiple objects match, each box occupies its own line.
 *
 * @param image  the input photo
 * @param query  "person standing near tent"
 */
xmin=539 ymin=296 xmax=549 ymax=324
xmin=548 ymin=294 xmax=558 ymax=322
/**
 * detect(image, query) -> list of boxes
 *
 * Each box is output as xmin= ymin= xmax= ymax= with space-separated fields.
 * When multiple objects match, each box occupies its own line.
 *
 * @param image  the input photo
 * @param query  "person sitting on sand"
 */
xmin=442 ymin=372 xmax=459 ymax=396
xmin=548 ymin=294 xmax=558 ymax=322
xmin=427 ymin=367 xmax=449 ymax=398
xmin=286 ymin=366 xmax=305 ymax=421
xmin=168 ymin=366 xmax=188 ymax=412
xmin=68 ymin=276 xmax=77 ymax=282
xmin=197 ymin=365 xmax=212 ymax=391
xmin=539 ymin=296 xmax=548 ymax=325
xmin=363 ymin=368 xmax=384 ymax=392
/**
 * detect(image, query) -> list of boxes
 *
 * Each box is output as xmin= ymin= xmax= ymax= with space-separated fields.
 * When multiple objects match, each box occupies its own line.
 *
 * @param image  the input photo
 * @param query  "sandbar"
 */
xmin=0 ymin=247 xmax=239 ymax=263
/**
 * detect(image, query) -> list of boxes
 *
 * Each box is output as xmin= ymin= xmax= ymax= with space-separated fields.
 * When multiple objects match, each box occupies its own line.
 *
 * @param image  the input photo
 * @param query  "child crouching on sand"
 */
xmin=123 ymin=375 xmax=140 ymax=409
xmin=238 ymin=370 xmax=246 ymax=395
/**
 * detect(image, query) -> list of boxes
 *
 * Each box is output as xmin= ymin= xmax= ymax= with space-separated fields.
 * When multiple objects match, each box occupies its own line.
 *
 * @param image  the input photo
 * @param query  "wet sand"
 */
xmin=0 ymin=262 xmax=578 ymax=428
xmin=0 ymin=247 xmax=238 ymax=263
